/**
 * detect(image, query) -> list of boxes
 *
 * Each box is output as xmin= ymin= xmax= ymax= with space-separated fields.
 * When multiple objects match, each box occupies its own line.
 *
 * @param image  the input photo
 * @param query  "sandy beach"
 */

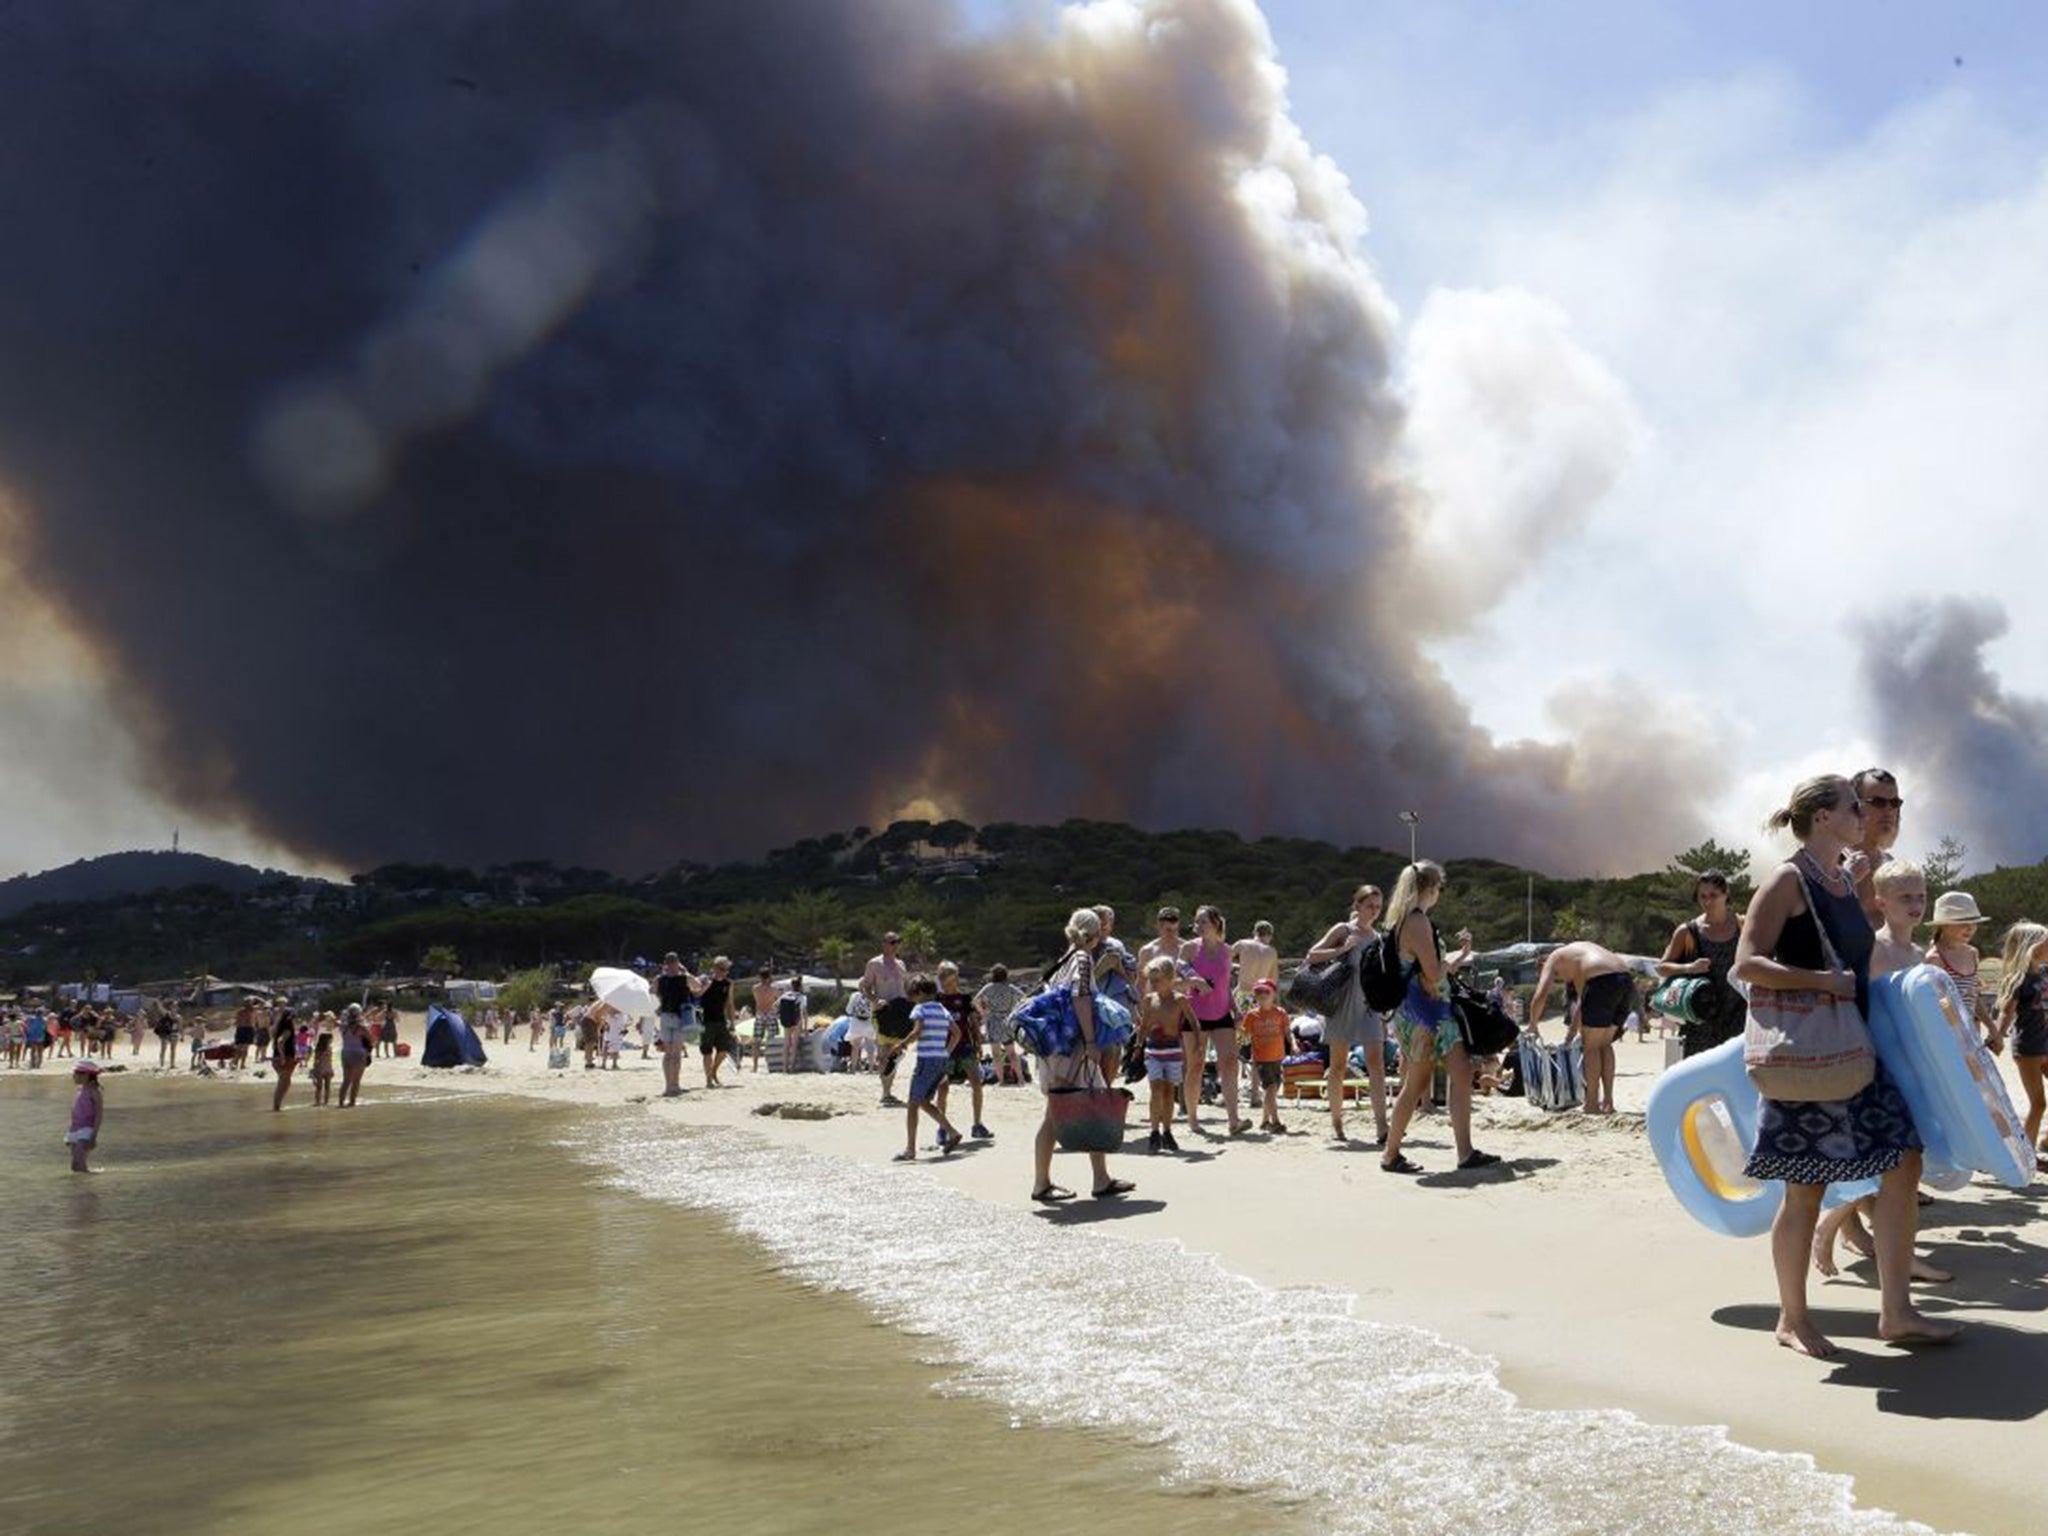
xmin=110 ymin=1018 xmax=2046 ymax=1536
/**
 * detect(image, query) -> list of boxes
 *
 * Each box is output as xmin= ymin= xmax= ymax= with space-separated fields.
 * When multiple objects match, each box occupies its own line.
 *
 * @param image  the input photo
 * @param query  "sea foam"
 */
xmin=580 ymin=1118 xmax=1951 ymax=1536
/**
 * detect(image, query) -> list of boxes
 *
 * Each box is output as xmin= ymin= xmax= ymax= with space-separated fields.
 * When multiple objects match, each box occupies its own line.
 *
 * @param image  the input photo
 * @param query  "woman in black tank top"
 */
xmin=1657 ymin=872 xmax=1746 ymax=1056
xmin=1733 ymin=775 xmax=1953 ymax=1359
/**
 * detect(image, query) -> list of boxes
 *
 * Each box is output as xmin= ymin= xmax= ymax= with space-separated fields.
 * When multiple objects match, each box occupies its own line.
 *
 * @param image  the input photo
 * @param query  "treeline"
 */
xmin=6 ymin=819 xmax=2047 ymax=987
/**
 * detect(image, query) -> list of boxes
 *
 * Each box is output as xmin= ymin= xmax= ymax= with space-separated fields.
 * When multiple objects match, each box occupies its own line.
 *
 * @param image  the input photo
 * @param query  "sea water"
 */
xmin=0 ymin=1077 xmax=1285 ymax=1536
xmin=1 ymin=1075 xmax=1962 ymax=1536
xmin=591 ymin=1116 xmax=1965 ymax=1536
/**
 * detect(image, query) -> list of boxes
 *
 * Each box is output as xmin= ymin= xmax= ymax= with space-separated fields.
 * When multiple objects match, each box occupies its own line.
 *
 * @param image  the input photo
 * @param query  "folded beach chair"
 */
xmin=1518 ymin=1038 xmax=1584 ymax=1112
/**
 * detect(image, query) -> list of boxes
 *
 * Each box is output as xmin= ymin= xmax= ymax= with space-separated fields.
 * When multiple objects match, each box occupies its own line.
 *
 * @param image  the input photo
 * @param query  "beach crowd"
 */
xmin=14 ymin=766 xmax=2046 ymax=1357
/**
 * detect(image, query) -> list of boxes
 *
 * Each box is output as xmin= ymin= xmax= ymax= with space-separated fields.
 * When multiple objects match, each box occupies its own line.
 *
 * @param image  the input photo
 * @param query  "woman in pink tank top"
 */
xmin=1181 ymin=906 xmax=1247 ymax=1136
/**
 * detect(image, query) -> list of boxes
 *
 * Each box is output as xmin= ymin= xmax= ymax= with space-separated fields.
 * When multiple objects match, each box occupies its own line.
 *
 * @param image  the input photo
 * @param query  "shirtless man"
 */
xmin=860 ymin=933 xmax=911 ymax=1106
xmin=1849 ymin=767 xmax=1904 ymax=924
xmin=1135 ymin=907 xmax=1184 ymax=977
xmin=1526 ymin=941 xmax=1635 ymax=1114
xmin=1231 ymin=921 xmax=1280 ymax=1010
xmin=749 ymin=967 xmax=781 ymax=1073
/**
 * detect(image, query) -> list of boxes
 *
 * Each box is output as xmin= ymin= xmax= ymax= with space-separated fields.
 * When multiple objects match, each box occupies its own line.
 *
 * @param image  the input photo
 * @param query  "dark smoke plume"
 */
xmin=0 ymin=0 xmax=1708 ymax=874
xmin=1857 ymin=598 xmax=2048 ymax=868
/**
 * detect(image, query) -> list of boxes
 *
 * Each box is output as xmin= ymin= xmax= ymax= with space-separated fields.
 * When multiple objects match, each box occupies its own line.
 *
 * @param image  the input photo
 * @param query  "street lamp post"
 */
xmin=1397 ymin=810 xmax=1421 ymax=867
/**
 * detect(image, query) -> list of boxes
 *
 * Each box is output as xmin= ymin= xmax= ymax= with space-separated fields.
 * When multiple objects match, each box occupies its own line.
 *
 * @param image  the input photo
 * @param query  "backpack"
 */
xmin=777 ymin=993 xmax=803 ymax=1029
xmin=1357 ymin=927 xmax=1408 ymax=1013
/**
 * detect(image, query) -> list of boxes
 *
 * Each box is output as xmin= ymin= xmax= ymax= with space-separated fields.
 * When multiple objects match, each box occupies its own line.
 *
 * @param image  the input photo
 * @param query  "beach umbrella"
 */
xmin=589 ymin=966 xmax=657 ymax=1018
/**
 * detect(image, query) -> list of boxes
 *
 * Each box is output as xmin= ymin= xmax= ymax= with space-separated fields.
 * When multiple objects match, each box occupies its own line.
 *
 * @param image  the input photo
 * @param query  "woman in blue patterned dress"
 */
xmin=1735 ymin=774 xmax=1958 ymax=1357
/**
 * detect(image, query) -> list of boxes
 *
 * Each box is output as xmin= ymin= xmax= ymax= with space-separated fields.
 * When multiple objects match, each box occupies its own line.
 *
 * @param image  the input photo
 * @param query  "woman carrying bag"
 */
xmin=1027 ymin=908 xmax=1136 ymax=1204
xmin=1305 ymin=884 xmax=1391 ymax=1145
xmin=1734 ymin=775 xmax=1956 ymax=1358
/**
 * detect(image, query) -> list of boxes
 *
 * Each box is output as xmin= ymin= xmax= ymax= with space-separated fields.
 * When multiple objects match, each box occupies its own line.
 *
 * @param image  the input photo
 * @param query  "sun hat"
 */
xmin=1931 ymin=891 xmax=1985 ymax=925
xmin=73 ymin=1059 xmax=103 ymax=1076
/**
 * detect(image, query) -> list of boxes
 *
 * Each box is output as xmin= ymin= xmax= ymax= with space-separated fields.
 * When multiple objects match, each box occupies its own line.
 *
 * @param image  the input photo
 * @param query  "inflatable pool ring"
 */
xmin=1831 ymin=966 xmax=2032 ymax=1201
xmin=1645 ymin=1039 xmax=1779 ymax=1237
xmin=1650 ymin=967 xmax=2033 ymax=1235
xmin=1649 ymin=977 xmax=1708 ymax=1025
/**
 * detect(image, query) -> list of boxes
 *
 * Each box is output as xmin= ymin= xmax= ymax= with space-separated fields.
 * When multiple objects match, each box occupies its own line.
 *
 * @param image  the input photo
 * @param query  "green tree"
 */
xmin=1922 ymin=835 xmax=1968 ymax=892
xmin=816 ymin=936 xmax=856 ymax=981
xmin=496 ymin=964 xmax=557 ymax=1016
xmin=766 ymin=889 xmax=848 ymax=958
xmin=1668 ymin=840 xmax=1753 ymax=895
xmin=421 ymin=944 xmax=460 ymax=980
xmin=1550 ymin=905 xmax=1587 ymax=942
xmin=898 ymin=918 xmax=938 ymax=966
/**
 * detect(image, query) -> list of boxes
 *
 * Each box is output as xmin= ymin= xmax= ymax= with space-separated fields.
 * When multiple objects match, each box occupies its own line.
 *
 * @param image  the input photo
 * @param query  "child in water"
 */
xmin=1139 ymin=956 xmax=1196 ymax=1153
xmin=310 ymin=1032 xmax=336 ymax=1107
xmin=67 ymin=1060 xmax=104 ymax=1172
xmin=1994 ymin=921 xmax=2048 ymax=1169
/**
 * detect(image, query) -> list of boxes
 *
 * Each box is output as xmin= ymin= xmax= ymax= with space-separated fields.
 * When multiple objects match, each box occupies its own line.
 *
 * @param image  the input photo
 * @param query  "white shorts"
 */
xmin=847 ymin=1017 xmax=876 ymax=1041
xmin=65 ymin=1128 xmax=95 ymax=1144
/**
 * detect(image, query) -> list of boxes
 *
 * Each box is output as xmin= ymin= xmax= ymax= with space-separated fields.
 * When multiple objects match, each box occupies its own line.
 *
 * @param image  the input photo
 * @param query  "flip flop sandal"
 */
xmin=1458 ymin=1151 xmax=1503 ymax=1169
xmin=1031 ymin=1184 xmax=1076 ymax=1204
xmin=1380 ymin=1155 xmax=1423 ymax=1175
xmin=1092 ymin=1179 xmax=1136 ymax=1199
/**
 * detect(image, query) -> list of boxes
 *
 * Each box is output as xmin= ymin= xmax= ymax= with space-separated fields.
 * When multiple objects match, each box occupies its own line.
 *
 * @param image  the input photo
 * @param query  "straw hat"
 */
xmin=1931 ymin=891 xmax=1985 ymax=925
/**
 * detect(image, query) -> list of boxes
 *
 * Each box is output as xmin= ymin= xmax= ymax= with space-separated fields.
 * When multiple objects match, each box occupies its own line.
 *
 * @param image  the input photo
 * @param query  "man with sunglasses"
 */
xmin=1849 ymin=768 xmax=1904 ymax=925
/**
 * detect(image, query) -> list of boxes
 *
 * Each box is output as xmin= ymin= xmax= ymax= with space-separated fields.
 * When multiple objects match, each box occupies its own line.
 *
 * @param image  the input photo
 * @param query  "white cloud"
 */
xmin=1372 ymin=72 xmax=2048 ymax=851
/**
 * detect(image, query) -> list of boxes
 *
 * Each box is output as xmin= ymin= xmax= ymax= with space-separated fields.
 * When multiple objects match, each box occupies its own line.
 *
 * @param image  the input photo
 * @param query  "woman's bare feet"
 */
xmin=1878 ymin=1310 xmax=1961 ymax=1345
xmin=1911 ymin=1257 xmax=1955 ymax=1284
xmin=1775 ymin=1318 xmax=1838 ymax=1358
xmin=1811 ymin=1230 xmax=1840 ymax=1279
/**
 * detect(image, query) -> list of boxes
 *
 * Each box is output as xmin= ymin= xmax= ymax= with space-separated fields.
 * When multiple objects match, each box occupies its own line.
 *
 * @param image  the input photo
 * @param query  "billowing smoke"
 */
xmin=1857 ymin=598 xmax=2048 ymax=868
xmin=0 ymin=0 xmax=1707 ymax=874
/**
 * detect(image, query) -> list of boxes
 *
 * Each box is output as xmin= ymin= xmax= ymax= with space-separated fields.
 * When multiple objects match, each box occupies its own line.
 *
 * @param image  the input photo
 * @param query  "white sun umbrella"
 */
xmin=589 ymin=966 xmax=657 ymax=1019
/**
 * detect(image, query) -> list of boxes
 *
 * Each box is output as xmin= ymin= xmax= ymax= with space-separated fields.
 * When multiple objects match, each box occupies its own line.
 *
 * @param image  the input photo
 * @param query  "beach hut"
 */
xmin=421 ymin=1004 xmax=488 ymax=1069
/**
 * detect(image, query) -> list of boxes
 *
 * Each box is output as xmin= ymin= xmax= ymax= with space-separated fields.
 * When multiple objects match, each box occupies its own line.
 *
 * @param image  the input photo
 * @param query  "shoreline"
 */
xmin=37 ymin=1019 xmax=2044 ymax=1536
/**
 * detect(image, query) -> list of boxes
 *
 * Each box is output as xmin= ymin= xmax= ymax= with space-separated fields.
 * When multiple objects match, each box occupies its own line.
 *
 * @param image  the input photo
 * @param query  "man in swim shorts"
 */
xmin=861 ymin=932 xmax=912 ymax=1106
xmin=1231 ymin=921 xmax=1280 ymax=1011
xmin=1525 ymin=941 xmax=1634 ymax=1114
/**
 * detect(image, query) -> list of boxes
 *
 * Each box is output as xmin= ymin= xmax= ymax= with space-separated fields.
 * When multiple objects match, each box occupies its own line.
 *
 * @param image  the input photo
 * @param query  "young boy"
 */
xmin=896 ymin=975 xmax=962 ymax=1161
xmin=1241 ymin=980 xmax=1293 ymax=1133
xmin=1870 ymin=861 xmax=1928 ymax=979
xmin=1139 ymin=956 xmax=1196 ymax=1153
xmin=67 ymin=1059 xmax=104 ymax=1172
xmin=1813 ymin=859 xmax=1952 ymax=1283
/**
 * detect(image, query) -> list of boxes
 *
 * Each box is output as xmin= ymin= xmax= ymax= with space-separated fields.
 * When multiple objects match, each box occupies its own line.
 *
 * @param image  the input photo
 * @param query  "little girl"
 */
xmin=1995 ymin=921 xmax=2048 ymax=1168
xmin=601 ymin=1007 xmax=627 ymax=1070
xmin=67 ymin=1060 xmax=103 ymax=1172
xmin=310 ymin=1032 xmax=336 ymax=1107
xmin=1138 ymin=956 xmax=1196 ymax=1154
xmin=1927 ymin=891 xmax=1991 ymax=1036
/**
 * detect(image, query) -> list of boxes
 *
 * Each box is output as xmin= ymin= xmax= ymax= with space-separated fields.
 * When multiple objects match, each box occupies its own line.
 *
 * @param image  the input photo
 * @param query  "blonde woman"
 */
xmin=1305 ymin=884 xmax=1391 ymax=1144
xmin=1378 ymin=862 xmax=1492 ymax=1174
xmin=1735 ymin=774 xmax=1953 ymax=1357
xmin=1994 ymin=921 xmax=2048 ymax=1165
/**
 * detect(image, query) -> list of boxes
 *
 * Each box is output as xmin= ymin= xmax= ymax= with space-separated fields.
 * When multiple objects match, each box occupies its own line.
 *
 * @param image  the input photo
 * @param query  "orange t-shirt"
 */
xmin=1242 ymin=1005 xmax=1290 ymax=1063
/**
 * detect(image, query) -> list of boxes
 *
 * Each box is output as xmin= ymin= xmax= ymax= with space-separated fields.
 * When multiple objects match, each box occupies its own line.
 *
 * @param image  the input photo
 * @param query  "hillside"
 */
xmin=0 ymin=850 xmax=298 ymax=920
xmin=4 ymin=821 xmax=2044 ymax=988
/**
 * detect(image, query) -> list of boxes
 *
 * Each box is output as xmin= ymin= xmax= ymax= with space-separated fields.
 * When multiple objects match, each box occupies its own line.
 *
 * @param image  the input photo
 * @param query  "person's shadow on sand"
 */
xmin=1033 ymin=1197 xmax=1167 ymax=1226
xmin=1711 ymin=1305 xmax=2048 ymax=1421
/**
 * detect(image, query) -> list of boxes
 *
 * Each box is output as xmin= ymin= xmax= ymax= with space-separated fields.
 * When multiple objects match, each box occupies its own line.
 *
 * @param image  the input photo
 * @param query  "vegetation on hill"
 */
xmin=5 ymin=821 xmax=2044 ymax=989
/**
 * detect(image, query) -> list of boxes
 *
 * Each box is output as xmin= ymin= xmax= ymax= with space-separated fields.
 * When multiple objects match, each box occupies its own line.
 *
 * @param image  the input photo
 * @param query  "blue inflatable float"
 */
xmin=1646 ymin=965 xmax=2032 ymax=1237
